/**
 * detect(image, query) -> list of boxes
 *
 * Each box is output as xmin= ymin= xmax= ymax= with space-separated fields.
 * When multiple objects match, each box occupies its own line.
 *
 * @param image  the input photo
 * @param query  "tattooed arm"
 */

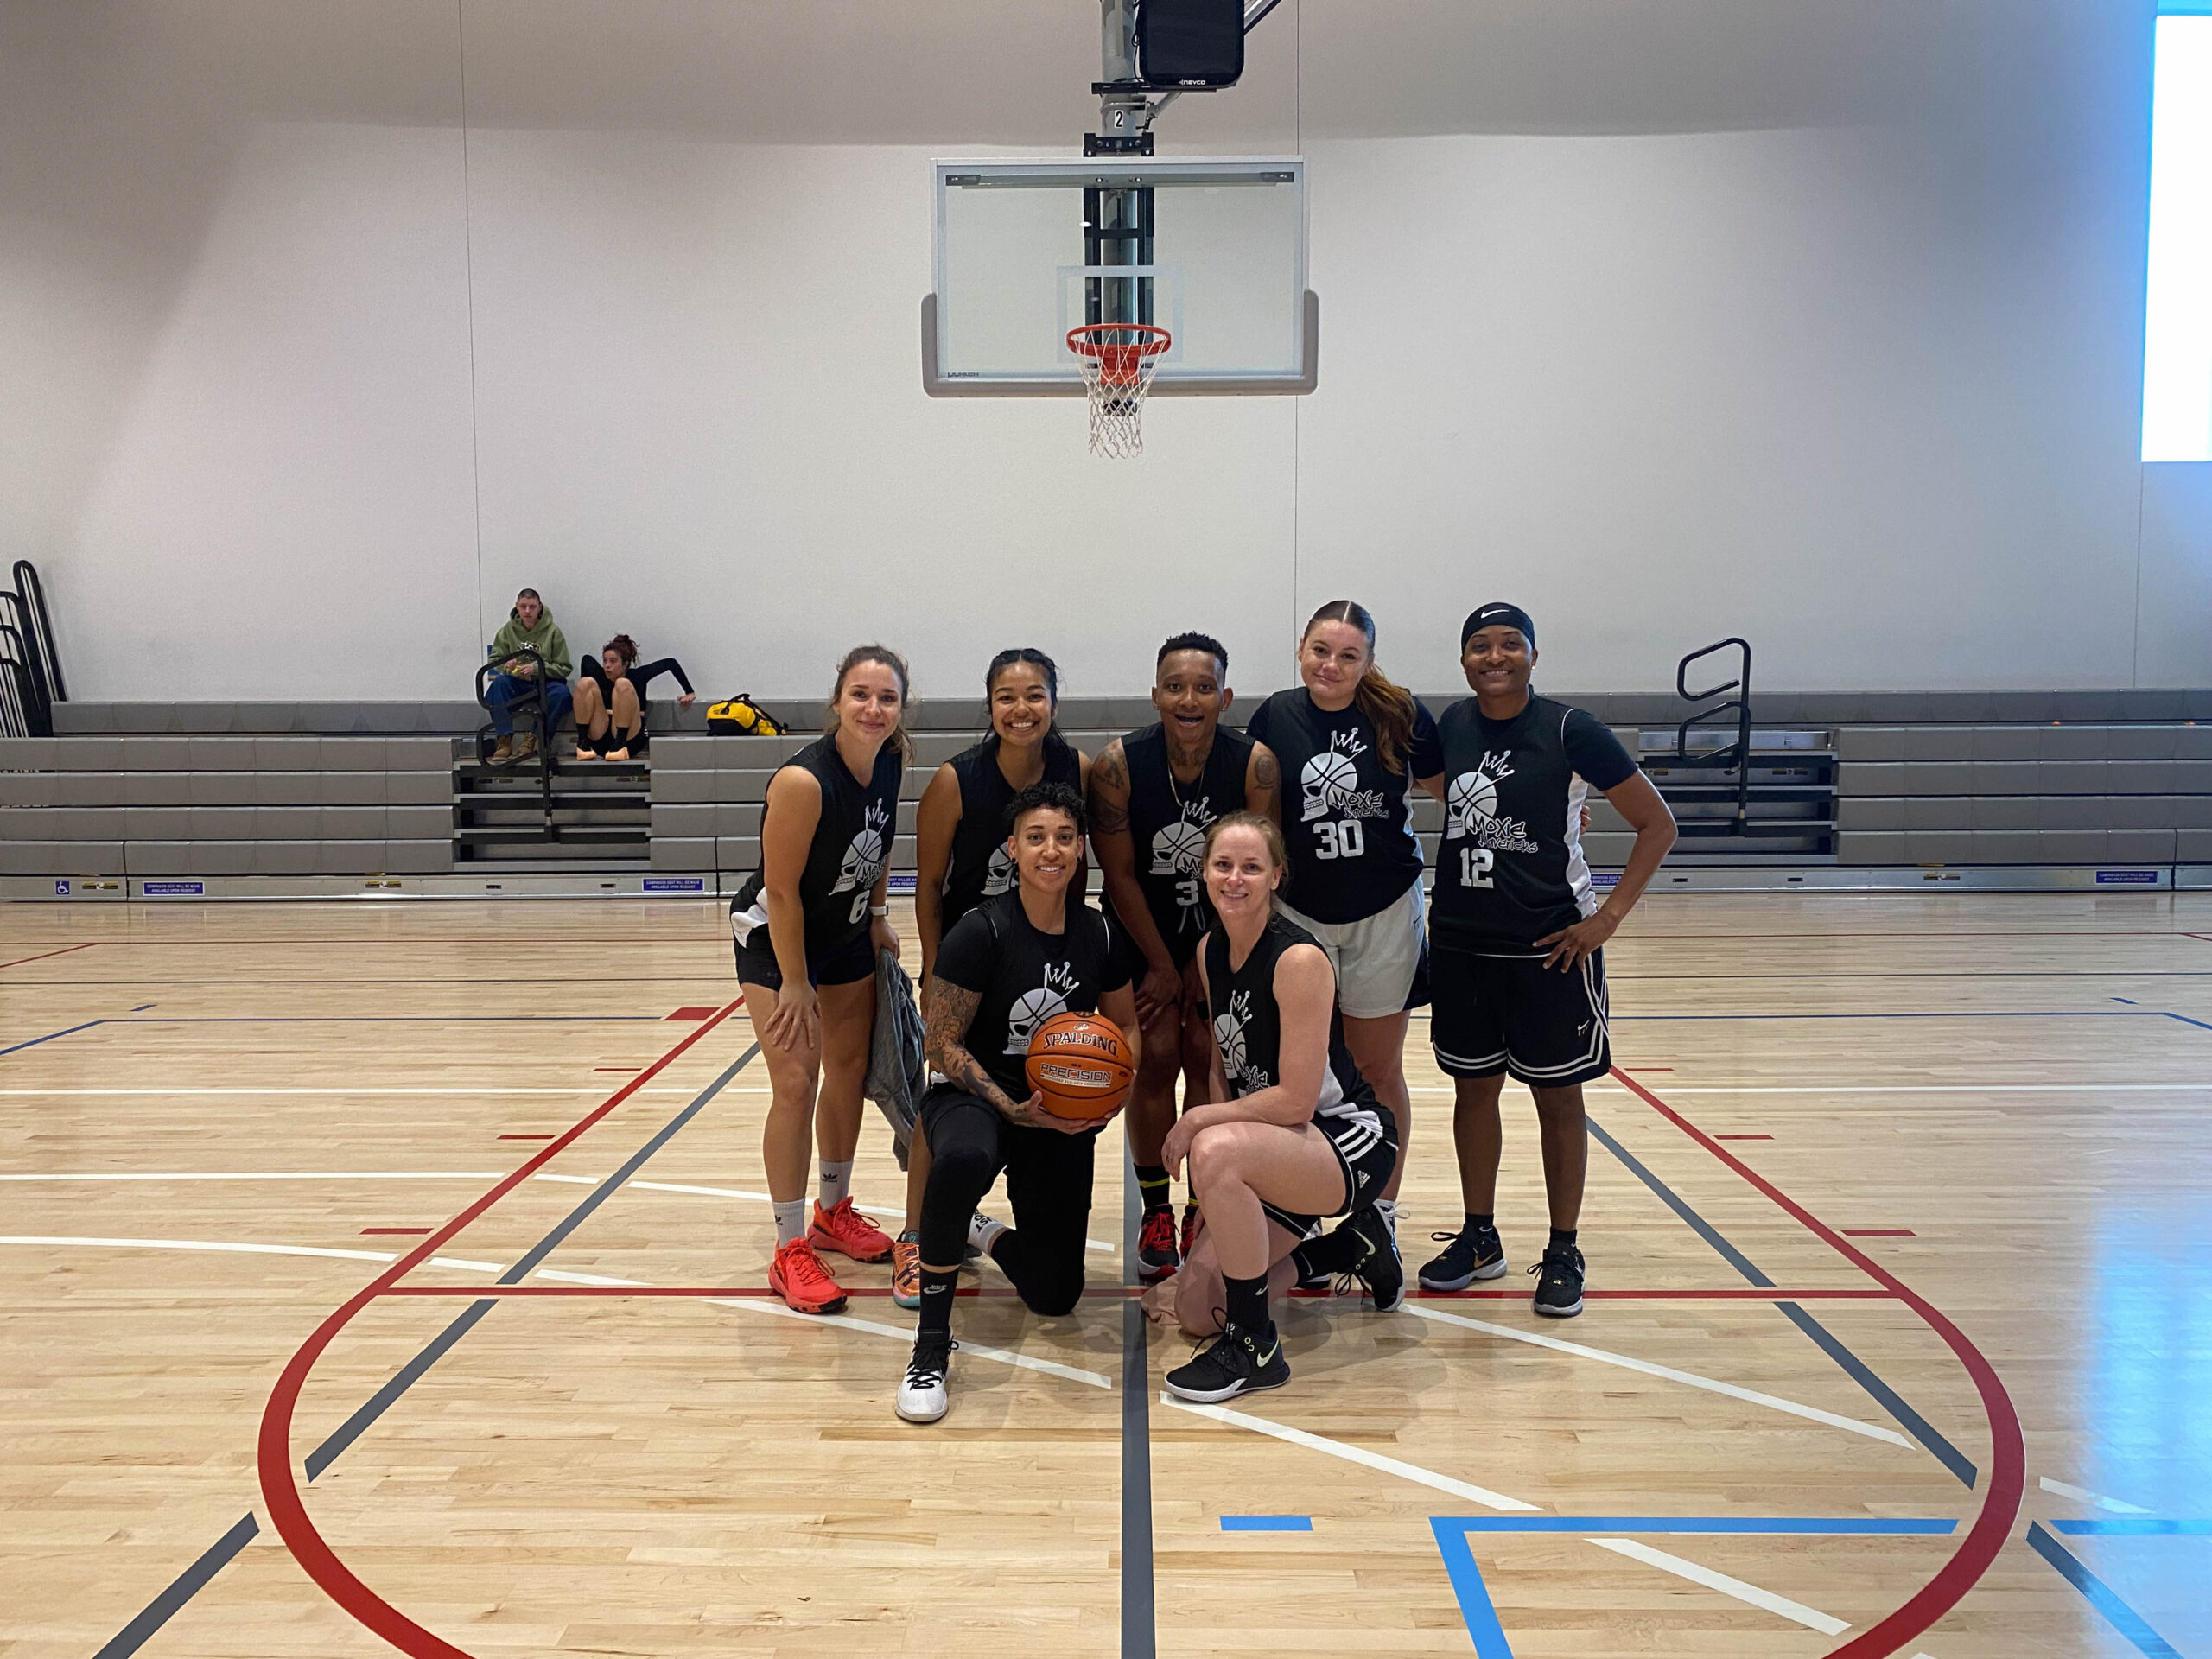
xmin=1246 ymin=740 xmax=1281 ymax=823
xmin=923 ymin=981 xmax=1085 ymax=1135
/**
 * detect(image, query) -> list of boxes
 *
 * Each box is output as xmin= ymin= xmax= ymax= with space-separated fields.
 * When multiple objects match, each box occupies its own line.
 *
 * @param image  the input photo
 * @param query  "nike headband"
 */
xmin=1462 ymin=602 xmax=1536 ymax=651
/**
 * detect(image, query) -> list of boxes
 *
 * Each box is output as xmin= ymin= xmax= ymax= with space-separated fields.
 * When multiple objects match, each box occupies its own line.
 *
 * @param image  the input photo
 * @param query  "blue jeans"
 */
xmin=485 ymin=672 xmax=571 ymax=738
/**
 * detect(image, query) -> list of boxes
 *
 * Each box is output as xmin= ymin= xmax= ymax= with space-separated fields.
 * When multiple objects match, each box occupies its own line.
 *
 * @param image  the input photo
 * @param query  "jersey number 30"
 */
xmin=1314 ymin=820 xmax=1366 ymax=860
xmin=1459 ymin=846 xmax=1494 ymax=888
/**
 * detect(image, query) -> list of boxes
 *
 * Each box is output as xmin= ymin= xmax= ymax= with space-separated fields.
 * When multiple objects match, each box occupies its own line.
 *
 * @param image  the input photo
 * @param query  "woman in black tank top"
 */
xmin=1147 ymin=813 xmax=1402 ymax=1404
xmin=737 ymin=645 xmax=912 ymax=1319
xmin=895 ymin=649 xmax=1088 ymax=1305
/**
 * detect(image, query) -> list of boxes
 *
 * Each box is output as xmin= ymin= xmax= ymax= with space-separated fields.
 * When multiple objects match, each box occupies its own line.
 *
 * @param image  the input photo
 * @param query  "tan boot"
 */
xmin=491 ymin=736 xmax=513 ymax=764
xmin=515 ymin=734 xmax=538 ymax=760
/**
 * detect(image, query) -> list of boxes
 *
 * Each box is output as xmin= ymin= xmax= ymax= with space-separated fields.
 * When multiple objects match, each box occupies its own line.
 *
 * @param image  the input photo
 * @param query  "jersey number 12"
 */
xmin=1459 ymin=847 xmax=1494 ymax=888
xmin=1314 ymin=820 xmax=1365 ymax=860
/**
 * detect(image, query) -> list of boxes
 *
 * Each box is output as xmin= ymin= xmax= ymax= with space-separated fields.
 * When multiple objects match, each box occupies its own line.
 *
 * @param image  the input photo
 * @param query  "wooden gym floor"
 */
xmin=2 ymin=893 xmax=2208 ymax=1658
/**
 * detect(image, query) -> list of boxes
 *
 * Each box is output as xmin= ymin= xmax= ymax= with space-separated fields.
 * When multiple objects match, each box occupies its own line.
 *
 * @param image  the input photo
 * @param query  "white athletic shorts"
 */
xmin=1276 ymin=880 xmax=1430 ymax=1020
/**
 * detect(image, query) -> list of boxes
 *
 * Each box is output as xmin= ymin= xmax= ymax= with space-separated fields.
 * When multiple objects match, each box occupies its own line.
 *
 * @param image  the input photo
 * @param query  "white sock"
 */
xmin=773 ymin=1198 xmax=807 ymax=1248
xmin=817 ymin=1159 xmax=854 ymax=1211
xmin=968 ymin=1211 xmax=1008 ymax=1258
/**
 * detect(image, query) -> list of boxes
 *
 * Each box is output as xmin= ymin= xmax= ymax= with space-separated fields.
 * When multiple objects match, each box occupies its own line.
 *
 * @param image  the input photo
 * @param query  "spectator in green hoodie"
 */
xmin=484 ymin=588 xmax=574 ymax=762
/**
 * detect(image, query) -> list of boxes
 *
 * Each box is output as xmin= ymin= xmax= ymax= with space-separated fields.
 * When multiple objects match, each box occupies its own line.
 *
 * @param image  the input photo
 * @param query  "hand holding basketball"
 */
xmin=1025 ymin=1011 xmax=1135 ymax=1122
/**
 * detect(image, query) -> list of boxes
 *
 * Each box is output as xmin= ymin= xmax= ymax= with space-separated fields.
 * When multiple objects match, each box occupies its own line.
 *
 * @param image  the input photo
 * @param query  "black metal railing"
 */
xmin=0 ymin=563 xmax=64 ymax=737
xmin=474 ymin=648 xmax=559 ymax=817
xmin=1673 ymin=637 xmax=1752 ymax=835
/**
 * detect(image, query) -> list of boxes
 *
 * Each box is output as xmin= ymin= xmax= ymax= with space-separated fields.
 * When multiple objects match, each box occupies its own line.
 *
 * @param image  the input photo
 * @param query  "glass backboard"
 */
xmin=925 ymin=156 xmax=1314 ymax=397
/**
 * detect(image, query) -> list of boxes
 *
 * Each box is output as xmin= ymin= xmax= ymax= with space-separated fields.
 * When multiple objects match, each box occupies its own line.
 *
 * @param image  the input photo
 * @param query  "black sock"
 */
xmin=917 ymin=1267 xmax=959 ymax=1340
xmin=1223 ymin=1271 xmax=1271 ymax=1338
xmin=1291 ymin=1227 xmax=1363 ymax=1282
xmin=1135 ymin=1164 xmax=1172 ymax=1213
xmin=1466 ymin=1211 xmax=1496 ymax=1235
xmin=1548 ymin=1227 xmax=1578 ymax=1251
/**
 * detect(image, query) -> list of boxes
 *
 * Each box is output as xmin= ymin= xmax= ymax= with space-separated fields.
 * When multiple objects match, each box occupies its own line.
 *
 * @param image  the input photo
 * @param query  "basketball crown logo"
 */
xmin=1004 ymin=962 xmax=1078 ymax=1054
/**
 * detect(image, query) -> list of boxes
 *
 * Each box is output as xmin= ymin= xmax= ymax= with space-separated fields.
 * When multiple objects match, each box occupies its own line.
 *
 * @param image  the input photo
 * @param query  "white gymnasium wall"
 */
xmin=3 ymin=0 xmax=2204 ymax=702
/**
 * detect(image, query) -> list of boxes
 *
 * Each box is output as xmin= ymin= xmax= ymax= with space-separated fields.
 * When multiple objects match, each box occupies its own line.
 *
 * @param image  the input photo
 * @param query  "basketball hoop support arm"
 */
xmin=1095 ymin=0 xmax=1285 ymax=141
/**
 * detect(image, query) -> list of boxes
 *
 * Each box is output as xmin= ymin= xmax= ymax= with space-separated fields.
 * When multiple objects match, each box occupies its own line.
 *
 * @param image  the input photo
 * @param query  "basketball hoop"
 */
xmin=1067 ymin=323 xmax=1171 ymax=458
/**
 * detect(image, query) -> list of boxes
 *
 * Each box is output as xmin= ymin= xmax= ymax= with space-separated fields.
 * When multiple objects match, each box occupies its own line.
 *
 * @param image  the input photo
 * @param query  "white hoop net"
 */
xmin=1068 ymin=324 xmax=1170 ymax=459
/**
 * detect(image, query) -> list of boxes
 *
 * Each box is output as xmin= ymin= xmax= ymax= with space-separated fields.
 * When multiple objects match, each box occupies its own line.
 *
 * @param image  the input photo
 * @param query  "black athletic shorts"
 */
xmin=1261 ymin=1108 xmax=1400 ymax=1240
xmin=1430 ymin=942 xmax=1611 ymax=1088
xmin=734 ymin=926 xmax=875 ymax=992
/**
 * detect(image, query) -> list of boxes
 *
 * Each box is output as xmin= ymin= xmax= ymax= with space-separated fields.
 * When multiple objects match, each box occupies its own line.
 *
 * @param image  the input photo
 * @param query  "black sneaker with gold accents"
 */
xmin=1529 ymin=1241 xmax=1586 ymax=1318
xmin=1164 ymin=1317 xmax=1291 ymax=1403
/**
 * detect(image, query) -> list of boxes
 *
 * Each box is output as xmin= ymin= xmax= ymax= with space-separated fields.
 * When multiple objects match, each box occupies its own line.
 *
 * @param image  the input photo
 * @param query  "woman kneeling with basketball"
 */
xmin=1153 ymin=812 xmax=1401 ymax=1403
xmin=898 ymin=780 xmax=1141 ymax=1424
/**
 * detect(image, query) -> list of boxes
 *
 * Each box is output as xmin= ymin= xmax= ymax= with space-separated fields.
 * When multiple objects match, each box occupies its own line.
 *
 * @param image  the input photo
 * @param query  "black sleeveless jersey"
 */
xmin=1114 ymin=721 xmax=1255 ymax=959
xmin=933 ymin=893 xmax=1129 ymax=1100
xmin=730 ymin=732 xmax=902 ymax=959
xmin=1244 ymin=687 xmax=1442 ymax=925
xmin=1430 ymin=693 xmax=1638 ymax=953
xmin=939 ymin=734 xmax=1084 ymax=934
xmin=1204 ymin=914 xmax=1385 ymax=1142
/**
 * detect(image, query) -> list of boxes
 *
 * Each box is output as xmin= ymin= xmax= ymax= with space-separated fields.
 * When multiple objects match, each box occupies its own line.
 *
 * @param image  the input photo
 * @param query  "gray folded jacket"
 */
xmin=864 ymin=947 xmax=927 ymax=1170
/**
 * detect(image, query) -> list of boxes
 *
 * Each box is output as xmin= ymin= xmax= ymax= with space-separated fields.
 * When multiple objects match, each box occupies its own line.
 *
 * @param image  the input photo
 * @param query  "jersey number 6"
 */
xmin=1314 ymin=820 xmax=1366 ymax=860
xmin=1459 ymin=846 xmax=1494 ymax=888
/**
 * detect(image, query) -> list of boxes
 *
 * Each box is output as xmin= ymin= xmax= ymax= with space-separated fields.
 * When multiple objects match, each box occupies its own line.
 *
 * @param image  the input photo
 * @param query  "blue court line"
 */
xmin=2024 ymin=1522 xmax=2186 ymax=1657
xmin=1430 ymin=1521 xmax=1516 ymax=1659
xmin=2050 ymin=1519 xmax=2212 ymax=1535
xmin=0 ymin=1020 xmax=104 ymax=1056
xmin=2112 ymin=996 xmax=2139 ymax=1005
xmin=1437 ymin=1516 xmax=1957 ymax=1535
xmin=1221 ymin=1516 xmax=1312 ymax=1531
xmin=1584 ymin=1116 xmax=1979 ymax=1487
xmin=92 ymin=1046 xmax=759 ymax=1656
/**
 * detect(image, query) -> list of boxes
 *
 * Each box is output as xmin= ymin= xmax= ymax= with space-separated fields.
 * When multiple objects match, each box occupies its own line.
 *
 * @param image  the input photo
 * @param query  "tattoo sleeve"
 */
xmin=923 ymin=982 xmax=1023 ymax=1116
xmin=1090 ymin=741 xmax=1131 ymax=836
xmin=1249 ymin=741 xmax=1281 ymax=820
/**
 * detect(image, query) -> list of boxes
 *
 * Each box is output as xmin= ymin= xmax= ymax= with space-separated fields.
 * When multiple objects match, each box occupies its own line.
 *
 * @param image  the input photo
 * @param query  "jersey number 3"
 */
xmin=1314 ymin=819 xmax=1366 ymax=861
xmin=1459 ymin=846 xmax=1494 ymax=888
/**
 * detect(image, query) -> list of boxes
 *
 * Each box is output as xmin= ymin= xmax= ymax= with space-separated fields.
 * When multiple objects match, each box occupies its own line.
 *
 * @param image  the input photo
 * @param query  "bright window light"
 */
xmin=2144 ymin=8 xmax=2212 ymax=462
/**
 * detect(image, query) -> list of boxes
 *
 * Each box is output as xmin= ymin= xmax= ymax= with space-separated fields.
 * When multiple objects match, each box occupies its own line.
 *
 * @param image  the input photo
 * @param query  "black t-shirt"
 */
xmin=1113 ymin=721 xmax=1255 ymax=961
xmin=1244 ymin=688 xmax=1442 ymax=925
xmin=1203 ymin=914 xmax=1384 ymax=1136
xmin=938 ymin=734 xmax=1084 ymax=933
xmin=934 ymin=892 xmax=1131 ymax=1100
xmin=1429 ymin=693 xmax=1638 ymax=953
xmin=730 ymin=732 xmax=902 ymax=960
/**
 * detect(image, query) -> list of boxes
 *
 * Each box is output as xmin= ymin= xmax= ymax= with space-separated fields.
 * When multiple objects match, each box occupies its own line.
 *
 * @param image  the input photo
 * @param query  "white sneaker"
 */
xmin=895 ymin=1335 xmax=953 ymax=1423
xmin=968 ymin=1211 xmax=1008 ymax=1257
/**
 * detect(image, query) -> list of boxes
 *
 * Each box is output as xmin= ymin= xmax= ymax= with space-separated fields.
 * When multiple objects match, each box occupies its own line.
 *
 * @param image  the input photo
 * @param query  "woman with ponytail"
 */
xmin=1243 ymin=601 xmax=1443 ymax=1254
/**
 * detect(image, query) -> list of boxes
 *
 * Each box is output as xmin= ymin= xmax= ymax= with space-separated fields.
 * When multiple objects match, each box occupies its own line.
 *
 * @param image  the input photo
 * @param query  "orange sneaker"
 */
xmin=810 ymin=1196 xmax=894 ymax=1264
xmin=891 ymin=1234 xmax=923 ymax=1310
xmin=769 ymin=1237 xmax=848 ymax=1314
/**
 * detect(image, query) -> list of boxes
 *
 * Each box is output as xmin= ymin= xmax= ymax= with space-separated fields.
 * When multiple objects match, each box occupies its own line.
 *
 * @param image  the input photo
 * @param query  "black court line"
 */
xmin=1586 ymin=1114 xmax=1979 ymax=1487
xmin=2024 ymin=1520 xmax=2185 ymax=1657
xmin=93 ymin=1046 xmax=757 ymax=1656
xmin=1121 ymin=1154 xmax=1156 ymax=1659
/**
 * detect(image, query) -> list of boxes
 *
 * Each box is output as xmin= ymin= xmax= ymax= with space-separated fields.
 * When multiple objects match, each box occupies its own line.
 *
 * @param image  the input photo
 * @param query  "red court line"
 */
xmin=371 ymin=1283 xmax=1900 ymax=1302
xmin=256 ymin=994 xmax=746 ymax=1659
xmin=1610 ymin=1068 xmax=2025 ymax=1659
xmin=0 ymin=943 xmax=97 ymax=970
xmin=664 ymin=1006 xmax=719 ymax=1020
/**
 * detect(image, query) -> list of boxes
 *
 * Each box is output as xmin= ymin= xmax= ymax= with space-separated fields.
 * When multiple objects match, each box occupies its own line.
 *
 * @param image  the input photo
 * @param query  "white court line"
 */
xmin=712 ymin=1298 xmax=1112 ymax=1389
xmin=1160 ymin=1392 xmax=1539 ymax=1511
xmin=0 ymin=1087 xmax=700 ymax=1096
xmin=2040 ymin=1476 xmax=2154 ymax=1515
xmin=1404 ymin=1303 xmax=1910 ymax=1447
xmin=0 ymin=1236 xmax=500 ymax=1275
xmin=1586 ymin=1537 xmax=1849 ymax=1636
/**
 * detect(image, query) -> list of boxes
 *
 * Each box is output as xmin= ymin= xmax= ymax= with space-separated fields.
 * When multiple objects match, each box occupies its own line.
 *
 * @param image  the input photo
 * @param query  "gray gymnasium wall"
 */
xmin=3 ymin=0 xmax=2203 ymax=706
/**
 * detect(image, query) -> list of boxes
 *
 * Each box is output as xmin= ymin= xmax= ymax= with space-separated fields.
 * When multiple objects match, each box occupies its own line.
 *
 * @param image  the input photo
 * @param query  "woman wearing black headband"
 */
xmin=1417 ymin=603 xmax=1676 ymax=1318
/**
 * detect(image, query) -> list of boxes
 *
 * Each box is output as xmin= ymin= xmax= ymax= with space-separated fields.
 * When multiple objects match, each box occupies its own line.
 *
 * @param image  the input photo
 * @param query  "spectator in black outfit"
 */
xmin=575 ymin=634 xmax=696 ymax=760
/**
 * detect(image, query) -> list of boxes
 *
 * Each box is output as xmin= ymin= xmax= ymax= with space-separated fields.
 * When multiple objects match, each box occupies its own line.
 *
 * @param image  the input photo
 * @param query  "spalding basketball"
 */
xmin=1026 ymin=1011 xmax=1135 ymax=1121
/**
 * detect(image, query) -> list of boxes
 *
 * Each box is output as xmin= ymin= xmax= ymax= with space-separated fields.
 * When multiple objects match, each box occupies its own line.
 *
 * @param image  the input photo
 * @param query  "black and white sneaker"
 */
xmin=895 ymin=1333 xmax=956 ymax=1422
xmin=1164 ymin=1318 xmax=1291 ymax=1403
xmin=1342 ymin=1205 xmax=1406 ymax=1312
xmin=1529 ymin=1243 xmax=1585 ymax=1318
xmin=1417 ymin=1224 xmax=1508 ymax=1291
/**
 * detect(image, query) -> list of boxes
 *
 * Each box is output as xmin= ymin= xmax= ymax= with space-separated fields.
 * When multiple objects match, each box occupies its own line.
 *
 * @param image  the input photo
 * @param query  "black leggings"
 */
xmin=918 ymin=1085 xmax=1097 ymax=1317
